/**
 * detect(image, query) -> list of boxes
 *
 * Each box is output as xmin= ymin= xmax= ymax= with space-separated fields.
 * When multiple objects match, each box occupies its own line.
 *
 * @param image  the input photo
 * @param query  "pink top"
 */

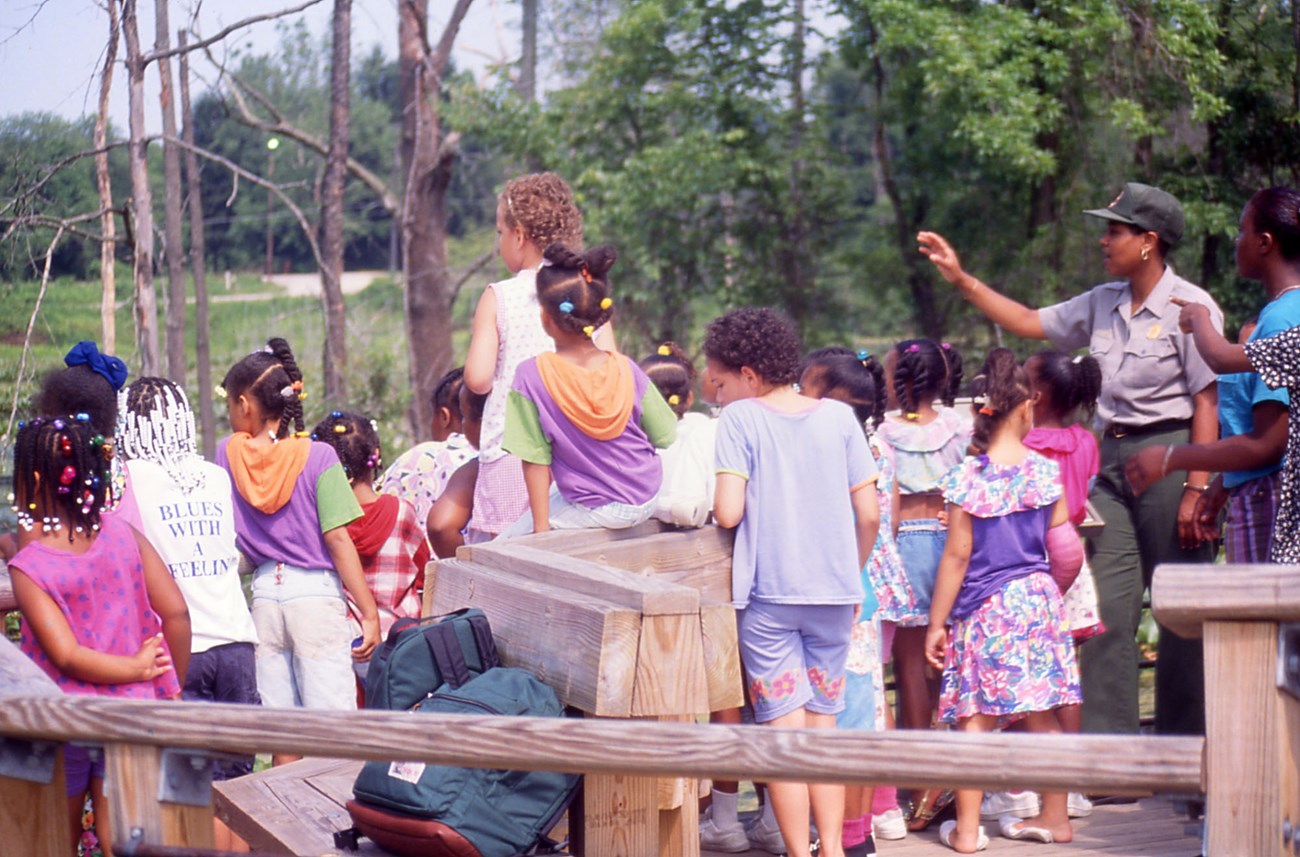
xmin=12 ymin=514 xmax=180 ymax=699
xmin=1023 ymin=424 xmax=1099 ymax=527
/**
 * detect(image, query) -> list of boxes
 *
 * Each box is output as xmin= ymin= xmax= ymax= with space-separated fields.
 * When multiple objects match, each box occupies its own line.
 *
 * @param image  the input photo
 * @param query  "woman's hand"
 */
xmin=131 ymin=634 xmax=173 ymax=681
xmin=1192 ymin=478 xmax=1227 ymax=544
xmin=1173 ymin=298 xmax=1211 ymax=335
xmin=924 ymin=624 xmax=949 ymax=672
xmin=916 ymin=231 xmax=969 ymax=286
xmin=1176 ymin=488 xmax=1206 ymax=549
xmin=1125 ymin=445 xmax=1168 ymax=497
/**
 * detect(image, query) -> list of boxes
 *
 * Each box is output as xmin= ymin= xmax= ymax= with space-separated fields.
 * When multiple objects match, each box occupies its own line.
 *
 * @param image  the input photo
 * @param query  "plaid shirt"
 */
xmin=346 ymin=495 xmax=430 ymax=639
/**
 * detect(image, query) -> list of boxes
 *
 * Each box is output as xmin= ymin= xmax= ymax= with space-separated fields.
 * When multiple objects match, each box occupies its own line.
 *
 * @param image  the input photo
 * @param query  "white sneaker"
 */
xmin=745 ymin=813 xmax=788 ymax=854
xmin=699 ymin=806 xmax=749 ymax=853
xmin=980 ymin=791 xmax=1040 ymax=821
xmin=1067 ymin=792 xmax=1093 ymax=818
xmin=871 ymin=807 xmax=908 ymax=840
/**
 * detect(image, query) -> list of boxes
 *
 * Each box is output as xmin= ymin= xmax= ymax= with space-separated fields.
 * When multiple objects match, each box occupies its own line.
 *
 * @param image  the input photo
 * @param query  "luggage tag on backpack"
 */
xmin=387 ymin=761 xmax=426 ymax=784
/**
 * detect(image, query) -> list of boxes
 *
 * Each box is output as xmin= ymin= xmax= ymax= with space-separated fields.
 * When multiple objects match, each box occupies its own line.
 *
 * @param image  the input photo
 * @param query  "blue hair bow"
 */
xmin=64 ymin=341 xmax=128 ymax=392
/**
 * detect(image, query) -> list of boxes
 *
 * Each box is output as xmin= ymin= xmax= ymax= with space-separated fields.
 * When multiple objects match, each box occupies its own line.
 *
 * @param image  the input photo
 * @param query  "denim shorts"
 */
xmin=183 ymin=642 xmax=261 ymax=779
xmin=737 ymin=602 xmax=854 ymax=723
xmin=251 ymin=562 xmax=355 ymax=711
xmin=896 ymin=519 xmax=946 ymax=614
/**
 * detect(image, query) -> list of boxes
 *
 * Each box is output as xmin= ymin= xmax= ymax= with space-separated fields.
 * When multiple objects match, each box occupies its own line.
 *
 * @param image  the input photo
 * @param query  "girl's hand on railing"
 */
xmin=924 ymin=624 xmax=949 ymax=672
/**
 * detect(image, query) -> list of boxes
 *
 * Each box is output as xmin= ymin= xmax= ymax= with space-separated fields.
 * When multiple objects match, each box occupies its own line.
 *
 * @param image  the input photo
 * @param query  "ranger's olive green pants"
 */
xmin=1081 ymin=426 xmax=1212 ymax=736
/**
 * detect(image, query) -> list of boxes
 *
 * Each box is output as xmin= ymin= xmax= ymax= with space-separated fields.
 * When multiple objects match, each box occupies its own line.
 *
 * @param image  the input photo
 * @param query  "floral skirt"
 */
xmin=938 ymin=572 xmax=1081 ymax=726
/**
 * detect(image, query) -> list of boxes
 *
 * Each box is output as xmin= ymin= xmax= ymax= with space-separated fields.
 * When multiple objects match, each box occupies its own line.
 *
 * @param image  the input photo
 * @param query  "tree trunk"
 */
xmin=155 ymin=0 xmax=187 ymax=384
xmin=398 ymin=0 xmax=473 ymax=440
xmin=780 ymin=0 xmax=811 ymax=327
xmin=121 ymin=0 xmax=161 ymax=376
xmin=519 ymin=0 xmax=537 ymax=101
xmin=178 ymin=32 xmax=215 ymax=459
xmin=95 ymin=2 xmax=120 ymax=354
xmin=320 ymin=0 xmax=352 ymax=404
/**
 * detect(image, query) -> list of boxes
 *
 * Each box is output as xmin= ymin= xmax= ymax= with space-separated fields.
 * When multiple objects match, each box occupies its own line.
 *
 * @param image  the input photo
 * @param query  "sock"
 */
xmin=711 ymin=789 xmax=739 ymax=828
xmin=761 ymin=790 xmax=777 ymax=826
xmin=871 ymin=786 xmax=898 ymax=815
xmin=842 ymin=815 xmax=866 ymax=848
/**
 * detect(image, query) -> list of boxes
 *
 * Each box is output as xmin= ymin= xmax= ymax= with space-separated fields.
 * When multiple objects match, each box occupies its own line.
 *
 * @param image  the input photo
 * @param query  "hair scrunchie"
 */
xmin=64 ymin=341 xmax=128 ymax=392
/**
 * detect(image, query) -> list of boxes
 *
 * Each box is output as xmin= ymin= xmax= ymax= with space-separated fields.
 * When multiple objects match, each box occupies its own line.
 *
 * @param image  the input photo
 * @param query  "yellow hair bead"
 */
xmin=298 ymin=392 xmax=308 ymax=401
xmin=658 ymin=345 xmax=671 ymax=356
xmin=295 ymin=431 xmax=311 ymax=438
xmin=583 ymin=325 xmax=595 ymax=337
xmin=600 ymin=297 xmax=613 ymax=310
xmin=668 ymin=394 xmax=680 ymax=406
xmin=334 ymin=424 xmax=347 ymax=434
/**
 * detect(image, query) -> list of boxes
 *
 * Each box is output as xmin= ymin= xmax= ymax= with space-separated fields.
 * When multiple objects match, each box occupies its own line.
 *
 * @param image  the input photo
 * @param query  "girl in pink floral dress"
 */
xmin=925 ymin=349 xmax=1084 ymax=853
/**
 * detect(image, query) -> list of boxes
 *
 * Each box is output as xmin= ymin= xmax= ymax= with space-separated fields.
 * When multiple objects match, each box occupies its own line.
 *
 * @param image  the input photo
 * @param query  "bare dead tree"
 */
xmin=400 ymin=0 xmax=475 ymax=439
xmin=178 ymin=31 xmax=215 ymax=458
xmin=95 ymin=0 xmax=121 ymax=354
xmin=156 ymin=0 xmax=188 ymax=384
xmin=121 ymin=0 xmax=162 ymax=375
xmin=4 ymin=225 xmax=65 ymax=452
xmin=318 ymin=0 xmax=352 ymax=403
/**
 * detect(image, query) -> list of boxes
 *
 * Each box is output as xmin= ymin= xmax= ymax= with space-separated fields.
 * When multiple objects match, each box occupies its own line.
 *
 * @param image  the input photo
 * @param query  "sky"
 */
xmin=0 ymin=0 xmax=519 ymax=130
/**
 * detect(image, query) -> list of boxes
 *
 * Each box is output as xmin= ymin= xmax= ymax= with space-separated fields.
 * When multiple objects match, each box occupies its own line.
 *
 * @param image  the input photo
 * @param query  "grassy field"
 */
xmin=0 ymin=228 xmax=499 ymax=463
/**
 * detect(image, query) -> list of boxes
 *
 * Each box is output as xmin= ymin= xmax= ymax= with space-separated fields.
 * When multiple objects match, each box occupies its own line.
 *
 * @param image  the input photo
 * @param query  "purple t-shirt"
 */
xmin=714 ymin=397 xmax=876 ymax=608
xmin=503 ymin=357 xmax=674 ymax=508
xmin=216 ymin=438 xmax=362 ymax=569
xmin=938 ymin=452 xmax=1063 ymax=619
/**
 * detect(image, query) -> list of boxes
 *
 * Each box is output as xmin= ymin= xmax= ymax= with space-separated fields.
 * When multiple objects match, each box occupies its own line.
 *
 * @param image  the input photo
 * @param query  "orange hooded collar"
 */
xmin=535 ymin=352 xmax=635 ymax=441
xmin=224 ymin=433 xmax=311 ymax=514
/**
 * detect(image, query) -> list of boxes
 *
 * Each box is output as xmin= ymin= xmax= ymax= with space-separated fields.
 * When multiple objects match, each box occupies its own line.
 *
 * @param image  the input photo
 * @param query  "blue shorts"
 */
xmin=737 ymin=602 xmax=853 ymax=722
xmin=897 ymin=519 xmax=946 ymax=614
xmin=63 ymin=745 xmax=104 ymax=797
xmin=183 ymin=642 xmax=261 ymax=779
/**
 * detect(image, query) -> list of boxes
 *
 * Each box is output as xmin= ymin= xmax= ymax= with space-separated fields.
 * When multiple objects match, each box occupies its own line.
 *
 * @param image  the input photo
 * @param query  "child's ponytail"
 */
xmin=641 ymin=342 xmax=696 ymax=418
xmin=1031 ymin=350 xmax=1102 ymax=423
xmin=221 ymin=337 xmax=306 ymax=439
xmin=537 ymin=243 xmax=618 ymax=338
xmin=267 ymin=337 xmax=306 ymax=438
xmin=893 ymin=339 xmax=949 ymax=419
xmin=969 ymin=347 xmax=1030 ymax=457
xmin=939 ymin=341 xmax=964 ymax=408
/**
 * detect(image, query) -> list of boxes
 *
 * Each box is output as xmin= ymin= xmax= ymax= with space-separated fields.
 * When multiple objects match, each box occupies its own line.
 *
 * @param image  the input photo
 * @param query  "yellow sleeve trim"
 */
xmin=850 ymin=475 xmax=879 ymax=493
xmin=716 ymin=468 xmax=750 ymax=480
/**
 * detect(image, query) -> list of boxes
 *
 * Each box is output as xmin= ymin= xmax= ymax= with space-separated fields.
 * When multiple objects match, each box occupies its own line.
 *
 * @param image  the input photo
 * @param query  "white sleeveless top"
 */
xmin=480 ymin=268 xmax=553 ymax=463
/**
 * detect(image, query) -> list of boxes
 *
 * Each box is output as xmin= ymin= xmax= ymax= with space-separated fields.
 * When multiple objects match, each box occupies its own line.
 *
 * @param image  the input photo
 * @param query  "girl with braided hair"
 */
xmin=216 ymin=338 xmax=379 ymax=736
xmin=500 ymin=243 xmax=677 ymax=535
xmin=875 ymin=339 xmax=969 ymax=759
xmin=463 ymin=172 xmax=605 ymax=541
xmin=10 ymin=415 xmax=191 ymax=851
xmin=310 ymin=411 xmax=428 ymax=664
xmin=925 ymin=348 xmax=1083 ymax=851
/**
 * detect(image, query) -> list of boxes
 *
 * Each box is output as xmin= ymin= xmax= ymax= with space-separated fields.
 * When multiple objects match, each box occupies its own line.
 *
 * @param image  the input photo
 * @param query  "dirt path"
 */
xmin=262 ymin=270 xmax=389 ymax=297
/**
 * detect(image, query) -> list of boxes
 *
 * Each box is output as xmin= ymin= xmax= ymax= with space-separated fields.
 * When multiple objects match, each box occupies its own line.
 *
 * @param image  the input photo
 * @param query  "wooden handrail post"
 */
xmin=0 ymin=742 xmax=71 ymax=857
xmin=1152 ymin=562 xmax=1300 ymax=856
xmin=105 ymin=743 xmax=214 ymax=852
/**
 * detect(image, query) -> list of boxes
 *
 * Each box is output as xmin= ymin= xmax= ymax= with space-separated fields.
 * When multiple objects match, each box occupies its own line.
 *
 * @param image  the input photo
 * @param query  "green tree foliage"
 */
xmin=0 ymin=113 xmax=129 ymax=281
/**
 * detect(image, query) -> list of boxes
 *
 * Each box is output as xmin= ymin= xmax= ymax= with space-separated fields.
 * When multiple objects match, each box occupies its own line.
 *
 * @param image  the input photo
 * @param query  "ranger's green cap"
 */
xmin=1084 ymin=182 xmax=1184 ymax=249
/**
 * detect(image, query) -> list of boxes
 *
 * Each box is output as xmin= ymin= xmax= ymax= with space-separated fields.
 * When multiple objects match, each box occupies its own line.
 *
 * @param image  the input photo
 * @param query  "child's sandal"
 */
xmin=907 ymin=787 xmax=955 ymax=831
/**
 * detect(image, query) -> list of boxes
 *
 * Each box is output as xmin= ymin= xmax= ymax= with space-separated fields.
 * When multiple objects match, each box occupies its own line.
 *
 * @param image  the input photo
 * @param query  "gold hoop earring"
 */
xmin=1141 ymin=246 xmax=1150 ymax=261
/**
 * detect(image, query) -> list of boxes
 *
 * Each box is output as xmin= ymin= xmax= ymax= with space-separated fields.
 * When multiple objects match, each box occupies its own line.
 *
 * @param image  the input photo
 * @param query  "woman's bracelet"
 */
xmin=1183 ymin=482 xmax=1209 ymax=493
xmin=1160 ymin=445 xmax=1176 ymax=478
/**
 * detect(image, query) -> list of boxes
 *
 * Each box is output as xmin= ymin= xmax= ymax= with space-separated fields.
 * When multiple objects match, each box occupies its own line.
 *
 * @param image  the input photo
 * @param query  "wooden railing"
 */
xmin=1 ymin=559 xmax=1297 ymax=855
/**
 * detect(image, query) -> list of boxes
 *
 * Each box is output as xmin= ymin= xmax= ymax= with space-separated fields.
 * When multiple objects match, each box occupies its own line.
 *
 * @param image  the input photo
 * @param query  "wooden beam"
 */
xmin=0 ymin=562 xmax=13 ymax=612
xmin=1152 ymin=562 xmax=1300 ymax=638
xmin=699 ymin=603 xmax=744 ymax=711
xmin=631 ymin=613 xmax=709 ymax=716
xmin=428 ymin=559 xmax=642 ymax=716
xmin=568 ymin=527 xmax=734 ymax=605
xmin=502 ymin=520 xmax=671 ymax=553
xmin=105 ymin=743 xmax=214 ymax=851
xmin=0 ymin=696 xmax=1205 ymax=795
xmin=0 ymin=749 xmax=70 ymax=857
xmin=460 ymin=543 xmax=701 ymax=616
